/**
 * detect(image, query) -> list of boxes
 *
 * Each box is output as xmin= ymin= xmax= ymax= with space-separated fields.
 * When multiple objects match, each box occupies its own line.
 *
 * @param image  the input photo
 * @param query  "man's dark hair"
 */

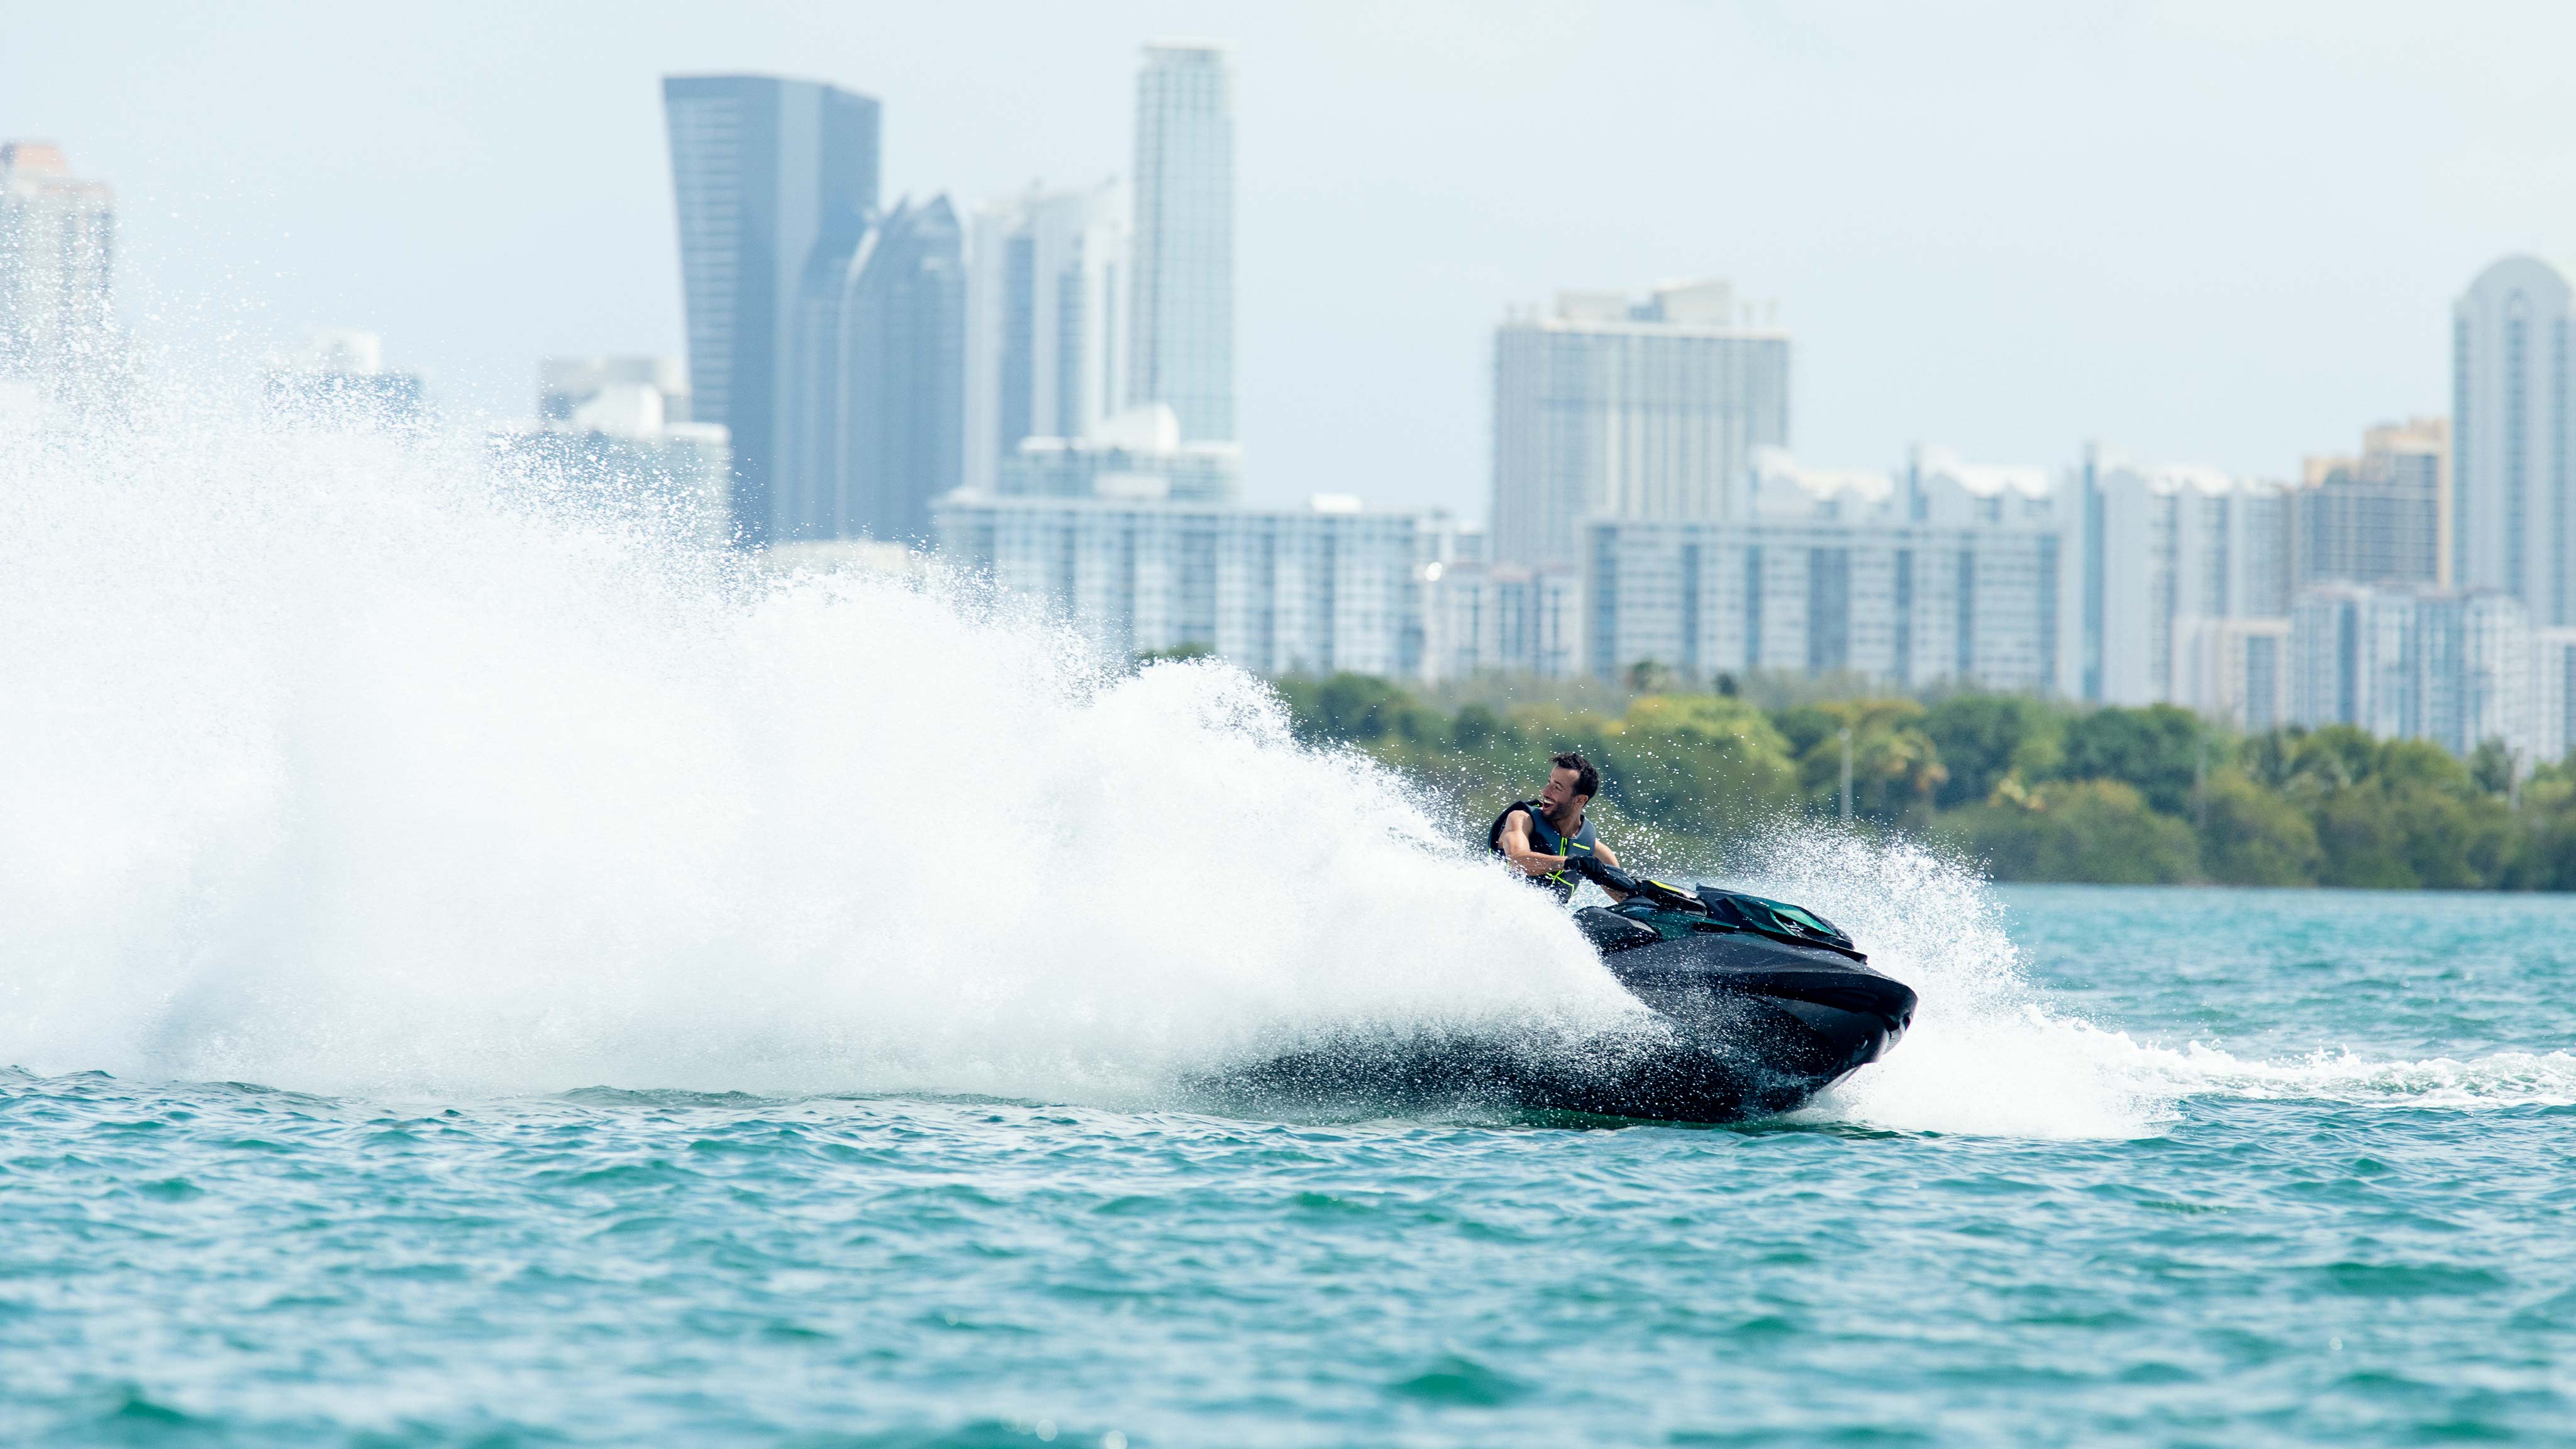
xmin=1552 ymin=751 xmax=1599 ymax=801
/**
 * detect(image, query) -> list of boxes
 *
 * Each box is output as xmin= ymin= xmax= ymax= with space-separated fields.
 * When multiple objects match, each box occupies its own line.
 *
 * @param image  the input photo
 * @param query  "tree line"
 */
xmin=1262 ymin=671 xmax=2576 ymax=890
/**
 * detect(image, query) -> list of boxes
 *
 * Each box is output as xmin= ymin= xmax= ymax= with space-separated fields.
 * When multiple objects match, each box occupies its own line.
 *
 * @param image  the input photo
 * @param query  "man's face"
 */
xmin=1539 ymin=766 xmax=1587 ymax=824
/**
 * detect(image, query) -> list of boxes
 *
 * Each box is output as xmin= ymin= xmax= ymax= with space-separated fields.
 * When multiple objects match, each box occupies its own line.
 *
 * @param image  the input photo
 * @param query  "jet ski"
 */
xmin=1213 ymin=857 xmax=1916 ymax=1124
xmin=1541 ymin=856 xmax=1918 ymax=1119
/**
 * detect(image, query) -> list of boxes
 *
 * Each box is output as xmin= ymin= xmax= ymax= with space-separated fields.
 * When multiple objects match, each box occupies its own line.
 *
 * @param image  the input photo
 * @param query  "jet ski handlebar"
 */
xmin=1568 ymin=857 xmax=1868 ymax=960
xmin=1568 ymin=854 xmax=1705 ymax=912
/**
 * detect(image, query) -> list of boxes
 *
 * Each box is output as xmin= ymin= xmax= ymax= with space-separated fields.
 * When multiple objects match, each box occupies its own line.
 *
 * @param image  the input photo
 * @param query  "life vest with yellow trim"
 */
xmin=1487 ymin=800 xmax=1598 ymax=904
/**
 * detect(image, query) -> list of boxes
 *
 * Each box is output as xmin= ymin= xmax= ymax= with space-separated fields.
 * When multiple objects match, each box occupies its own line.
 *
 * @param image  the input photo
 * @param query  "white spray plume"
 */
xmin=0 ymin=392 xmax=1636 ymax=1096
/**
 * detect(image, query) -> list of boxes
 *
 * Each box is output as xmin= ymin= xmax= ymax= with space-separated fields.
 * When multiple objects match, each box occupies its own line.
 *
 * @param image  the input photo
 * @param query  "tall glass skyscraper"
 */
xmin=1126 ymin=45 xmax=1234 ymax=443
xmin=784 ymin=197 xmax=965 ymax=545
xmin=663 ymin=75 xmax=879 ymax=545
xmin=2452 ymin=256 xmax=2576 ymax=626
xmin=963 ymin=180 xmax=1127 ymax=492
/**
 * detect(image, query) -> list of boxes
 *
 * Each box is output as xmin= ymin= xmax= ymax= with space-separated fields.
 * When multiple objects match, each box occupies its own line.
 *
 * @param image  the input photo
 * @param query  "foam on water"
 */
xmin=1701 ymin=826 xmax=2174 ymax=1138
xmin=1 ymin=391 xmax=2553 ymax=1131
xmin=1715 ymin=823 xmax=2570 ymax=1138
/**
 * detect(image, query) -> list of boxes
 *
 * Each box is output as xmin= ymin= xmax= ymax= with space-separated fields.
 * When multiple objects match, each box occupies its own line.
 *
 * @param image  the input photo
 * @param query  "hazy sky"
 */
xmin=10 ymin=1 xmax=2576 ymax=518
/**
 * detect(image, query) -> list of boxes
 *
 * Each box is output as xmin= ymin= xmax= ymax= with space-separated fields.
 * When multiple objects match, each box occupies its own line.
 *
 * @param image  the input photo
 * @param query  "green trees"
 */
xmin=1940 ymin=780 xmax=2201 ymax=884
xmin=2061 ymin=704 xmax=2205 ymax=816
xmin=2507 ymin=764 xmax=2576 ymax=889
xmin=1274 ymin=673 xmax=1438 ymax=746
xmin=1264 ymin=671 xmax=2576 ymax=891
xmin=1775 ymin=700 xmax=1946 ymax=823
xmin=1922 ymin=695 xmax=2063 ymax=808
xmin=2194 ymin=770 xmax=2323 ymax=886
xmin=1607 ymin=694 xmax=1801 ymax=837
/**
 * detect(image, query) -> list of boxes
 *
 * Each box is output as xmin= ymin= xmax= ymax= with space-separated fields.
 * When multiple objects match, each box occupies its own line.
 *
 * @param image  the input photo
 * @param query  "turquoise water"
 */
xmin=8 ymin=886 xmax=2573 ymax=1447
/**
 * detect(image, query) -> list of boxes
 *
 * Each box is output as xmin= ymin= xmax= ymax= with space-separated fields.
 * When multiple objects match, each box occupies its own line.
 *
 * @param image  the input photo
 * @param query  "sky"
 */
xmin=9 ymin=1 xmax=2576 ymax=519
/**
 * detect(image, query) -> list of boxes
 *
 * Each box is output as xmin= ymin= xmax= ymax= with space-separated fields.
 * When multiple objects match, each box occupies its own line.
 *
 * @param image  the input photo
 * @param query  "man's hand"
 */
xmin=1586 ymin=842 xmax=1632 ymax=902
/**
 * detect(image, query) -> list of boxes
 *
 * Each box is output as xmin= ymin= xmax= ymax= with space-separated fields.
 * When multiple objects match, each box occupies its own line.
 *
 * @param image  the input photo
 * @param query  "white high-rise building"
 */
xmin=2290 ymin=584 xmax=2535 ymax=763
xmin=1127 ymin=44 xmax=1234 ymax=443
xmin=0 ymin=142 xmax=114 ymax=399
xmin=1426 ymin=560 xmax=1584 ymax=681
xmin=933 ymin=489 xmax=1458 ymax=677
xmin=1491 ymin=282 xmax=1791 ymax=569
xmin=2295 ymin=417 xmax=2449 ymax=588
xmin=2534 ymin=628 xmax=2576 ymax=767
xmin=2081 ymin=455 xmax=2293 ymax=709
xmin=2452 ymin=257 xmax=2576 ymax=626
xmin=1579 ymin=447 xmax=2077 ymax=693
xmin=964 ymin=179 xmax=1128 ymax=492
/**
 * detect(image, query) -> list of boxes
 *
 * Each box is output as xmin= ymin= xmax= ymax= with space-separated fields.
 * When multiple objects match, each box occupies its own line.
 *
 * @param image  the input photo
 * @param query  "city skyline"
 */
xmin=11 ymin=3 xmax=2576 ymax=519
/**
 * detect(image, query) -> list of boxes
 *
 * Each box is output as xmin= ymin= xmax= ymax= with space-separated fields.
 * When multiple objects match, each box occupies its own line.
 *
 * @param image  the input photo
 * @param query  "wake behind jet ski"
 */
xmin=1214 ymin=753 xmax=1916 ymax=1124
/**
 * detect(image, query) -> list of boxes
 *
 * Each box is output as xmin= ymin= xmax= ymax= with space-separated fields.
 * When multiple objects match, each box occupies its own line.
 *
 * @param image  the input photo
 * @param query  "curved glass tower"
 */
xmin=663 ymin=75 xmax=879 ymax=545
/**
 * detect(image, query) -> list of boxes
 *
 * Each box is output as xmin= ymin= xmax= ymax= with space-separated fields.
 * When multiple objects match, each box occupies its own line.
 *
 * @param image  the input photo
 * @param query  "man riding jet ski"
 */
xmin=1490 ymin=752 xmax=1629 ymax=903
xmin=1475 ymin=751 xmax=1917 ymax=1119
xmin=1216 ymin=752 xmax=1916 ymax=1123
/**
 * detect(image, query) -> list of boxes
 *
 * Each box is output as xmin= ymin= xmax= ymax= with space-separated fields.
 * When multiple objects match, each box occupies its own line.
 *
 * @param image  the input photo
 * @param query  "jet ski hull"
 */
xmin=1553 ymin=909 xmax=1918 ymax=1119
xmin=1210 ymin=912 xmax=1916 ymax=1124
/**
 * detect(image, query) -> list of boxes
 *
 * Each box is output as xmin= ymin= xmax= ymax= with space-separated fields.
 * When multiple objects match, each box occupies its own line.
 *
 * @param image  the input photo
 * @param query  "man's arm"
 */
xmin=1496 ymin=810 xmax=1565 ymax=878
xmin=1589 ymin=840 xmax=1633 ymax=902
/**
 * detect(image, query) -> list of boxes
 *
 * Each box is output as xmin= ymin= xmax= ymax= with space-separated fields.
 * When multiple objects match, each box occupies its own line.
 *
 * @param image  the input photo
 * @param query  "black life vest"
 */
xmin=1486 ymin=800 xmax=1598 ymax=904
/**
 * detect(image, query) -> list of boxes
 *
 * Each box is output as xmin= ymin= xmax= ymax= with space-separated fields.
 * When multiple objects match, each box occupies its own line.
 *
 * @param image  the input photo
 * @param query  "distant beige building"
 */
xmin=0 ymin=142 xmax=116 ymax=395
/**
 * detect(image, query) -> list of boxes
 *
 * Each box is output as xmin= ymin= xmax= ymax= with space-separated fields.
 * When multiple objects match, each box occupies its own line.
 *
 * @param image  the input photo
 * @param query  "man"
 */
xmin=1490 ymin=752 xmax=1631 ymax=904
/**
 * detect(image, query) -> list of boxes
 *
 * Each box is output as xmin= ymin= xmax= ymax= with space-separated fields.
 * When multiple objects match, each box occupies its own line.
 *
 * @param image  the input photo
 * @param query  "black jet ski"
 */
xmin=1212 ymin=857 xmax=1916 ymax=1124
xmin=1544 ymin=856 xmax=1917 ymax=1119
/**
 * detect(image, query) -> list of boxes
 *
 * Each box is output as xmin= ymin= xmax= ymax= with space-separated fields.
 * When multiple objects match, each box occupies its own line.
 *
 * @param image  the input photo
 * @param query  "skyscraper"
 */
xmin=2084 ymin=459 xmax=2292 ymax=707
xmin=783 ymin=197 xmax=965 ymax=545
xmin=2289 ymin=584 xmax=2534 ymax=762
xmin=963 ymin=179 xmax=1128 ymax=491
xmin=2295 ymin=417 xmax=2449 ymax=589
xmin=1491 ymin=282 xmax=1791 ymax=569
xmin=0 ymin=142 xmax=114 ymax=396
xmin=1126 ymin=44 xmax=1234 ymax=443
xmin=2452 ymin=256 xmax=2576 ymax=626
xmin=663 ymin=76 xmax=880 ymax=545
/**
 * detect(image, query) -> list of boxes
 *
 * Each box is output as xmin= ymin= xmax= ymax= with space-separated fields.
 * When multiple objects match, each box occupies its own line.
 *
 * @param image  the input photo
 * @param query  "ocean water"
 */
xmin=6 ymin=406 xmax=2576 ymax=1445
